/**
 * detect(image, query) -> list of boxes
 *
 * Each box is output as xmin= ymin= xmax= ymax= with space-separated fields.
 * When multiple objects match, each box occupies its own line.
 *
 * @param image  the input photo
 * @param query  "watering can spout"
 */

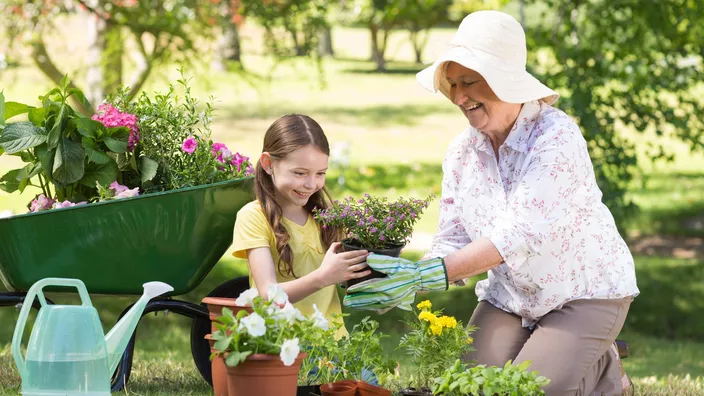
xmin=105 ymin=281 xmax=173 ymax=374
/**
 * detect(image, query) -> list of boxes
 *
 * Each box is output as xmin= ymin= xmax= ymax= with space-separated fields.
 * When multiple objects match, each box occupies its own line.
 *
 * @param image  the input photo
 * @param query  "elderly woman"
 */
xmin=344 ymin=10 xmax=639 ymax=396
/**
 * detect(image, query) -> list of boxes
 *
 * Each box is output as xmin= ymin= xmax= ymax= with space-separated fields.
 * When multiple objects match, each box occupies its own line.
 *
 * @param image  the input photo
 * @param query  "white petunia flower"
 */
xmin=311 ymin=304 xmax=329 ymax=330
xmin=235 ymin=288 xmax=259 ymax=306
xmin=241 ymin=312 xmax=266 ymax=337
xmin=279 ymin=338 xmax=300 ymax=366
xmin=267 ymin=284 xmax=289 ymax=306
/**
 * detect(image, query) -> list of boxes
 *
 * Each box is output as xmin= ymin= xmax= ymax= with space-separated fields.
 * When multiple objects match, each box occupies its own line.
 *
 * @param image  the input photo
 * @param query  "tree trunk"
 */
xmin=213 ymin=19 xmax=243 ymax=71
xmin=370 ymin=24 xmax=386 ymax=72
xmin=85 ymin=15 xmax=106 ymax=111
xmin=318 ymin=25 xmax=334 ymax=57
xmin=102 ymin=23 xmax=123 ymax=98
xmin=409 ymin=27 xmax=422 ymax=64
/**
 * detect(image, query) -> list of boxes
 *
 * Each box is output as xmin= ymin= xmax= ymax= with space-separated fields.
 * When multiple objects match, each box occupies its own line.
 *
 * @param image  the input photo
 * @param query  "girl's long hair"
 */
xmin=255 ymin=114 xmax=340 ymax=278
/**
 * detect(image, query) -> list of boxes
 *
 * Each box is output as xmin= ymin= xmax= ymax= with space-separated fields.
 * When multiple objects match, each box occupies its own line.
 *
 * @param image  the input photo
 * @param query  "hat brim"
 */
xmin=417 ymin=46 xmax=559 ymax=105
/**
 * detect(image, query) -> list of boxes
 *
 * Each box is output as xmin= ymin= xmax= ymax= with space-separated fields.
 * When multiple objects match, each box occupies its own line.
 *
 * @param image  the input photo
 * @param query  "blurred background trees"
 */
xmin=1 ymin=0 xmax=702 ymax=229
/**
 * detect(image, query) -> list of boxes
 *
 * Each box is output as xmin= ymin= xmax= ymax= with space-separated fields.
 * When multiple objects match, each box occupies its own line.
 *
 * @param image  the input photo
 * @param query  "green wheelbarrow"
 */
xmin=0 ymin=177 xmax=255 ymax=391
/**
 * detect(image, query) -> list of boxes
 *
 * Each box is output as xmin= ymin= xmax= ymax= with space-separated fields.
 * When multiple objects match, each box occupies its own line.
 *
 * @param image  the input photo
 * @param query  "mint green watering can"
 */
xmin=12 ymin=278 xmax=173 ymax=396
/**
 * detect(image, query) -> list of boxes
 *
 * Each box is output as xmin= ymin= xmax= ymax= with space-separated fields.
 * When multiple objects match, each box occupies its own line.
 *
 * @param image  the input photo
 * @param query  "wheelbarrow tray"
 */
xmin=0 ymin=178 xmax=254 ymax=295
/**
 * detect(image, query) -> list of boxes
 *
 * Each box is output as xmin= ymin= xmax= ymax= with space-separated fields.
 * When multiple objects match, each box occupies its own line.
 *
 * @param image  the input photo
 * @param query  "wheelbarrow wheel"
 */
xmin=190 ymin=276 xmax=251 ymax=386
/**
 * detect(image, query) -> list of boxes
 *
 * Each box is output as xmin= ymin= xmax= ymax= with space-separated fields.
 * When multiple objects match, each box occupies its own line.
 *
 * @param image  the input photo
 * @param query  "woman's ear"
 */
xmin=260 ymin=152 xmax=273 ymax=175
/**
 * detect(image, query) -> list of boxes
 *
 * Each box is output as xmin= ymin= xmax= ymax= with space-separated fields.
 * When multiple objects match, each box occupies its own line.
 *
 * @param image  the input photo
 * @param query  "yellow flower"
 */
xmin=417 ymin=300 xmax=432 ymax=310
xmin=418 ymin=311 xmax=437 ymax=323
xmin=438 ymin=315 xmax=457 ymax=329
xmin=430 ymin=323 xmax=443 ymax=335
xmin=466 ymin=337 xmax=474 ymax=345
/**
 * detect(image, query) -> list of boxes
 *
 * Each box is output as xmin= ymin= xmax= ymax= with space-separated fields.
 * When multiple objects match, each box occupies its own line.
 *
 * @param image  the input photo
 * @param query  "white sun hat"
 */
xmin=416 ymin=10 xmax=559 ymax=105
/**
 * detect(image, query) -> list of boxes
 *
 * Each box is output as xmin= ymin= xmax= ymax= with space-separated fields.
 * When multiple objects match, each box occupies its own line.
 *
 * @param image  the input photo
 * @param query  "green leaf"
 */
xmin=0 ymin=122 xmax=48 ymax=154
xmin=0 ymin=146 xmax=4 ymax=156
xmin=85 ymin=146 xmax=112 ymax=165
xmin=10 ymin=150 xmax=35 ymax=163
xmin=52 ymin=138 xmax=85 ymax=184
xmin=47 ymin=105 xmax=66 ymax=150
xmin=0 ymin=169 xmax=21 ymax=193
xmin=67 ymin=88 xmax=91 ymax=111
xmin=139 ymin=156 xmax=158 ymax=183
xmin=79 ymin=160 xmax=119 ymax=187
xmin=213 ymin=338 xmax=231 ymax=353
xmin=35 ymin=145 xmax=54 ymax=182
xmin=28 ymin=107 xmax=46 ymax=126
xmin=76 ymin=118 xmax=100 ymax=139
xmin=60 ymin=74 xmax=69 ymax=91
xmin=4 ymin=102 xmax=33 ymax=121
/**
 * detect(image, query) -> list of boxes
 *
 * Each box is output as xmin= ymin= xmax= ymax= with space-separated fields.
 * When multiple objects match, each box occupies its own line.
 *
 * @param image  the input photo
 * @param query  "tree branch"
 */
xmin=30 ymin=36 xmax=94 ymax=114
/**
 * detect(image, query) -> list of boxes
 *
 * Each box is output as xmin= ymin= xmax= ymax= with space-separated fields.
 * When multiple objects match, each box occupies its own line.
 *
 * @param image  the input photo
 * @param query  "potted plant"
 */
xmin=431 ymin=359 xmax=551 ymax=396
xmin=210 ymin=285 xmax=329 ymax=396
xmin=398 ymin=300 xmax=476 ymax=396
xmin=298 ymin=316 xmax=396 ymax=396
xmin=0 ymin=71 xmax=254 ymax=212
xmin=313 ymin=193 xmax=434 ymax=287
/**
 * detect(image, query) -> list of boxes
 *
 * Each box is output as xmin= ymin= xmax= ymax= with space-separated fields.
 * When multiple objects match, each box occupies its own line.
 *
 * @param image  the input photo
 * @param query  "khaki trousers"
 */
xmin=465 ymin=297 xmax=632 ymax=396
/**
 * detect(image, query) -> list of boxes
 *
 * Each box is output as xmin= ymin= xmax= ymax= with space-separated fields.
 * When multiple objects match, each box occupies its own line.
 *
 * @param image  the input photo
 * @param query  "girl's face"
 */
xmin=262 ymin=144 xmax=329 ymax=210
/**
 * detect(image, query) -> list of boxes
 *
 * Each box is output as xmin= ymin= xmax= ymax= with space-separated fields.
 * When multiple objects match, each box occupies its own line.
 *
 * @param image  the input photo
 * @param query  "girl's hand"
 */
xmin=316 ymin=242 xmax=371 ymax=287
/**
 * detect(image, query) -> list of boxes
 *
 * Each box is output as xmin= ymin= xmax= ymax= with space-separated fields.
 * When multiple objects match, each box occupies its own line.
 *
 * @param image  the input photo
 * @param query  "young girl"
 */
xmin=231 ymin=114 xmax=370 ymax=337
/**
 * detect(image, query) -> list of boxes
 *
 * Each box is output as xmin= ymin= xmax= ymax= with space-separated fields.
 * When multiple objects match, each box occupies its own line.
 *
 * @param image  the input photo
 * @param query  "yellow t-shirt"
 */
xmin=232 ymin=201 xmax=347 ymax=338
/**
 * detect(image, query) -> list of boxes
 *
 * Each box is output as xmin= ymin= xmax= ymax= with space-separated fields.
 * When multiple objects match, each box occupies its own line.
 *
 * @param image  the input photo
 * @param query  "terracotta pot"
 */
xmin=205 ymin=335 xmax=229 ymax=396
xmin=401 ymin=387 xmax=434 ymax=396
xmin=355 ymin=380 xmax=392 ymax=396
xmin=320 ymin=381 xmax=357 ymax=396
xmin=202 ymin=297 xmax=253 ymax=333
xmin=341 ymin=239 xmax=404 ymax=288
xmin=202 ymin=297 xmax=253 ymax=396
xmin=226 ymin=352 xmax=307 ymax=396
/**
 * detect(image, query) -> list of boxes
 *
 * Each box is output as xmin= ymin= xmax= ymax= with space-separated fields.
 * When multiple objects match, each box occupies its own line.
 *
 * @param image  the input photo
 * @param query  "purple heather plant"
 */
xmin=313 ymin=193 xmax=435 ymax=250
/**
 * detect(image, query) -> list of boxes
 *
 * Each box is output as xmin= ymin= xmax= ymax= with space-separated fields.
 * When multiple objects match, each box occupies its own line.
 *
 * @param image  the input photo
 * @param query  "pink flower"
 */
xmin=52 ymin=200 xmax=87 ymax=209
xmin=109 ymin=181 xmax=139 ymax=198
xmin=92 ymin=103 xmax=140 ymax=151
xmin=115 ymin=187 xmax=140 ymax=199
xmin=29 ymin=194 xmax=55 ymax=212
xmin=211 ymin=143 xmax=233 ymax=163
xmin=232 ymin=152 xmax=251 ymax=172
xmin=245 ymin=164 xmax=254 ymax=176
xmin=109 ymin=181 xmax=128 ymax=194
xmin=182 ymin=136 xmax=198 ymax=154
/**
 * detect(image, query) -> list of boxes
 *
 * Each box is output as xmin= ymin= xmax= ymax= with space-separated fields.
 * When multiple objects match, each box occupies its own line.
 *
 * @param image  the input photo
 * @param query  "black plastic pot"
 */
xmin=341 ymin=238 xmax=404 ymax=289
xmin=298 ymin=384 xmax=322 ymax=396
xmin=401 ymin=387 xmax=434 ymax=396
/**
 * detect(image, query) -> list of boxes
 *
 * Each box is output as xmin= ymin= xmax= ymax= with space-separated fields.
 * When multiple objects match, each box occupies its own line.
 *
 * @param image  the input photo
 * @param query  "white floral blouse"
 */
xmin=426 ymin=100 xmax=640 ymax=327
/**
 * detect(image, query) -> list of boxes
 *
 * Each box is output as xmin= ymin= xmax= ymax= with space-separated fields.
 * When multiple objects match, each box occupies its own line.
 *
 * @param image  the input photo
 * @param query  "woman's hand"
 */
xmin=315 ymin=242 xmax=371 ymax=287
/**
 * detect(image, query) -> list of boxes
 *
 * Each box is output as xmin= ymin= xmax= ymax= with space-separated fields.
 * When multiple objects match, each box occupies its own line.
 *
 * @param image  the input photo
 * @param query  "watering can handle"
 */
xmin=12 ymin=278 xmax=93 ymax=380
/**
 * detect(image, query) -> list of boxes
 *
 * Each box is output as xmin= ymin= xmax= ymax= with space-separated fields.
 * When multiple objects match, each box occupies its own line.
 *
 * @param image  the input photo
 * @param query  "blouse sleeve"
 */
xmin=424 ymin=136 xmax=473 ymax=260
xmin=489 ymin=121 xmax=592 ymax=272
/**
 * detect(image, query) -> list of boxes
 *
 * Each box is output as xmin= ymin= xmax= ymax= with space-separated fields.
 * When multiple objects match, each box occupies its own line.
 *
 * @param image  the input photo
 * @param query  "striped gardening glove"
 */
xmin=343 ymin=253 xmax=448 ymax=313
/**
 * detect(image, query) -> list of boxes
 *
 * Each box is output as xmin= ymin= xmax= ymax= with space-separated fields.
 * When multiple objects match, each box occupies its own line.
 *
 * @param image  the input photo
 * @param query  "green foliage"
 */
xmin=398 ymin=300 xmax=476 ymax=390
xmin=432 ymin=359 xmax=550 ymax=396
xmin=300 ymin=316 xmax=396 ymax=385
xmin=0 ymin=79 xmax=130 ymax=204
xmin=210 ymin=289 xmax=328 ymax=367
xmin=109 ymin=71 xmax=253 ymax=192
xmin=314 ymin=193 xmax=434 ymax=249
xmin=241 ymin=0 xmax=329 ymax=59
xmin=527 ymin=0 xmax=704 ymax=229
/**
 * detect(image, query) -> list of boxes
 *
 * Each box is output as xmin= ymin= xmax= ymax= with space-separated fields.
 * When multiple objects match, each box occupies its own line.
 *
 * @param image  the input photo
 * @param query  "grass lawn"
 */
xmin=1 ymin=13 xmax=704 ymax=396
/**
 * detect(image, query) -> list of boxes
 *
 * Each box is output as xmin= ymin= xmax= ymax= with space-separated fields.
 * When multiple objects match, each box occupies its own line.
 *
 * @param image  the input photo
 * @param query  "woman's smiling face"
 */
xmin=445 ymin=62 xmax=513 ymax=134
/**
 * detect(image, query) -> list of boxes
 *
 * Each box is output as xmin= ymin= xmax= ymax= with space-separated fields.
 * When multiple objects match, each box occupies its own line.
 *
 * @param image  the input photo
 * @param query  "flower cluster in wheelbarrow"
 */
xmin=0 ymin=71 xmax=253 ymax=214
